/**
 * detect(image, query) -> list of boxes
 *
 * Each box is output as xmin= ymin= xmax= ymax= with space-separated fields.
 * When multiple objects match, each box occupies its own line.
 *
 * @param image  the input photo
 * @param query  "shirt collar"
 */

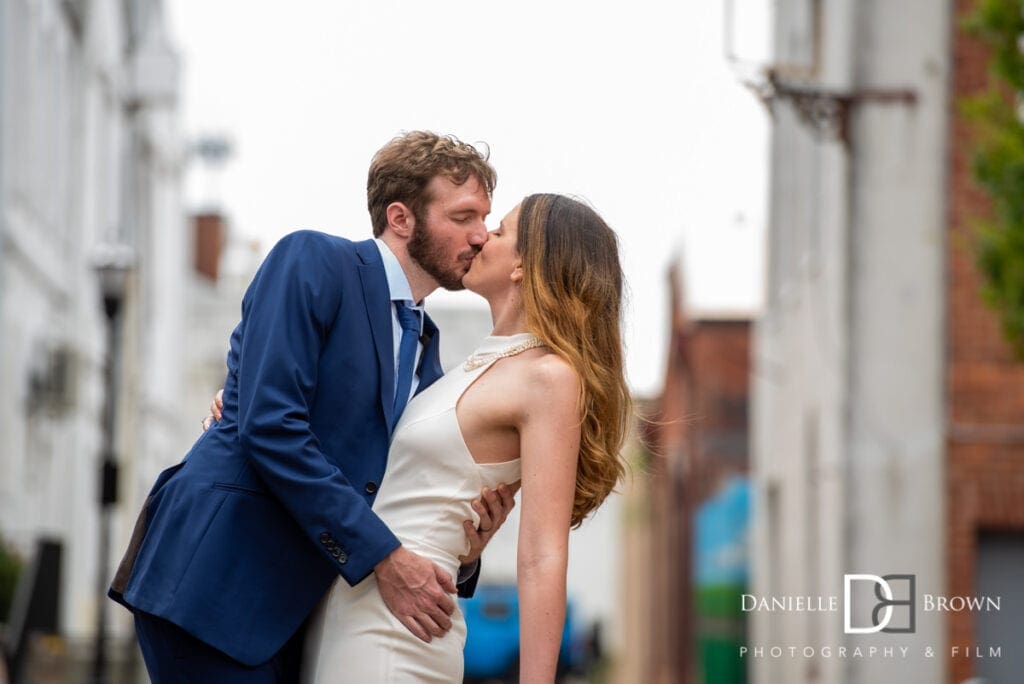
xmin=373 ymin=239 xmax=422 ymax=309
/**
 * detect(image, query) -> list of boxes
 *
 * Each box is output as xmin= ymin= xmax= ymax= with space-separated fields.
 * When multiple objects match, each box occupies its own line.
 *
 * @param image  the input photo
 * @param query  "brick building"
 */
xmin=751 ymin=1 xmax=1024 ymax=683
xmin=623 ymin=262 xmax=752 ymax=684
xmin=946 ymin=1 xmax=1024 ymax=682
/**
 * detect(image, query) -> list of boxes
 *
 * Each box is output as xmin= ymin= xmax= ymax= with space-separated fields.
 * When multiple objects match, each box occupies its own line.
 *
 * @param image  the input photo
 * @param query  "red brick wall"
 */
xmin=648 ymin=294 xmax=694 ymax=683
xmin=688 ymin=322 xmax=751 ymax=500
xmin=649 ymin=284 xmax=751 ymax=683
xmin=947 ymin=2 xmax=1024 ymax=682
xmin=193 ymin=213 xmax=226 ymax=282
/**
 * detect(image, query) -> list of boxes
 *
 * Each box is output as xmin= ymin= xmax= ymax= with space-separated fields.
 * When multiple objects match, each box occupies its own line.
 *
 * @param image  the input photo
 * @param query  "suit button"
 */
xmin=338 ymin=551 xmax=348 ymax=564
xmin=319 ymin=532 xmax=330 ymax=545
xmin=364 ymin=482 xmax=378 ymax=494
xmin=331 ymin=548 xmax=341 ymax=558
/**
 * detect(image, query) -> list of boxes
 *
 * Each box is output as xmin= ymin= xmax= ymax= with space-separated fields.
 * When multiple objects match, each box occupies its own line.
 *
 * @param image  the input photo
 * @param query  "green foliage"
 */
xmin=964 ymin=0 xmax=1024 ymax=357
xmin=0 ymin=537 xmax=23 ymax=623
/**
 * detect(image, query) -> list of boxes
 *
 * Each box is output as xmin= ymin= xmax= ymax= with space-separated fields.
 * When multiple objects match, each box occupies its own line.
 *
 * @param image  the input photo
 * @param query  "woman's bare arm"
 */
xmin=516 ymin=355 xmax=581 ymax=683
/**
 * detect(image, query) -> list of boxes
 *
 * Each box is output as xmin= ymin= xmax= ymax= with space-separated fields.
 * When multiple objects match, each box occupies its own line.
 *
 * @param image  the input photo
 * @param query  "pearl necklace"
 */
xmin=463 ymin=336 xmax=546 ymax=371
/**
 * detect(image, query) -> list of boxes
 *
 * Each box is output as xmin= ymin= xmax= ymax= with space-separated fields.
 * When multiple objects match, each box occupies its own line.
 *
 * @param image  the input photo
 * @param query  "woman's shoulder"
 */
xmin=510 ymin=349 xmax=580 ymax=407
xmin=529 ymin=350 xmax=577 ymax=382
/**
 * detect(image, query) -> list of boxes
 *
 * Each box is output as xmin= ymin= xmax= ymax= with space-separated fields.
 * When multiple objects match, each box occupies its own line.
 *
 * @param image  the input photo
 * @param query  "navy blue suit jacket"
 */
xmin=111 ymin=232 xmax=452 ymax=666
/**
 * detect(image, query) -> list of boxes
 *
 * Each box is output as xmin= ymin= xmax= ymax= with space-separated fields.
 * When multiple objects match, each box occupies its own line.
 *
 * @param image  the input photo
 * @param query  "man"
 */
xmin=110 ymin=132 xmax=516 ymax=682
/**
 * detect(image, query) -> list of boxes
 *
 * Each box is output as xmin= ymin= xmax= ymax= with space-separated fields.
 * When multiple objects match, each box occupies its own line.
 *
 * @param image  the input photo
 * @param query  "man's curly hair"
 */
xmin=367 ymin=131 xmax=497 ymax=237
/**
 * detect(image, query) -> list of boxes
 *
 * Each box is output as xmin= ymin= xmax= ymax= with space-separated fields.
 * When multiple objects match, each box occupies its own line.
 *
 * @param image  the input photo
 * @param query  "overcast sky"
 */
xmin=166 ymin=0 xmax=770 ymax=397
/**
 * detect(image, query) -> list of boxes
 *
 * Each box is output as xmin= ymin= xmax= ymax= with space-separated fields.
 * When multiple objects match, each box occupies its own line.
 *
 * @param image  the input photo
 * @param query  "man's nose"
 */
xmin=469 ymin=222 xmax=489 ymax=246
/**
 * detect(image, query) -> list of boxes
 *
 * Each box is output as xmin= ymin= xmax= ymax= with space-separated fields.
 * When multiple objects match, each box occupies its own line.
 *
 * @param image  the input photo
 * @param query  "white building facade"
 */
xmin=0 ymin=0 xmax=188 ymax=671
xmin=750 ymin=1 xmax=948 ymax=683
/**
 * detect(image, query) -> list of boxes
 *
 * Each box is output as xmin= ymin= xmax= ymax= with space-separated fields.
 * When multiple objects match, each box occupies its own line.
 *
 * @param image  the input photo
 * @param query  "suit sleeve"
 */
xmin=457 ymin=559 xmax=481 ymax=598
xmin=233 ymin=231 xmax=400 ymax=586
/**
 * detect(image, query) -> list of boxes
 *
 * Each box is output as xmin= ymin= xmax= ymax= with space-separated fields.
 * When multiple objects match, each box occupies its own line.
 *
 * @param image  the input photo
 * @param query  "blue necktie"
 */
xmin=392 ymin=301 xmax=421 ymax=424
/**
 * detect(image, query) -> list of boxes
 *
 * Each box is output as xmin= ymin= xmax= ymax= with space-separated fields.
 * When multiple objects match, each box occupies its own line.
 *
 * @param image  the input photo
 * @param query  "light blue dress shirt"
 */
xmin=373 ymin=239 xmax=425 ymax=398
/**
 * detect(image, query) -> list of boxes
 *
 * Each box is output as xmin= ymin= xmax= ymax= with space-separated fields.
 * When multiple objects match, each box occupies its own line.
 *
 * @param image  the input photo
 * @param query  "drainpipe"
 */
xmin=0 ymin=0 xmax=8 ymax=478
xmin=0 ymin=0 xmax=7 ymax=360
xmin=832 ymin=0 xmax=856 ymax=677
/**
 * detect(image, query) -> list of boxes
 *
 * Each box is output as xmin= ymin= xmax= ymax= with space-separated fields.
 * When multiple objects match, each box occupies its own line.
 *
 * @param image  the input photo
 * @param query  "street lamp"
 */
xmin=91 ymin=243 xmax=134 ymax=684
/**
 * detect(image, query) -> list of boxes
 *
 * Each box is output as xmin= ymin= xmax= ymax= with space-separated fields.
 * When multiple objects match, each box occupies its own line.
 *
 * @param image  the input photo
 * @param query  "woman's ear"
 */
xmin=385 ymin=202 xmax=415 ymax=239
xmin=510 ymin=261 xmax=524 ymax=284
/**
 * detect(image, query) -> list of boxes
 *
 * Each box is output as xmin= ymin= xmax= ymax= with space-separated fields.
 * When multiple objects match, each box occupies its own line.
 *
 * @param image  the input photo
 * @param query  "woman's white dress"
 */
xmin=302 ymin=334 xmax=527 ymax=682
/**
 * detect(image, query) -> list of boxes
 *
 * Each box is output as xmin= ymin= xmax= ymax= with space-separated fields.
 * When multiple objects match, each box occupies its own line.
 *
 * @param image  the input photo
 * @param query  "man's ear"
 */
xmin=386 ymin=202 xmax=415 ymax=239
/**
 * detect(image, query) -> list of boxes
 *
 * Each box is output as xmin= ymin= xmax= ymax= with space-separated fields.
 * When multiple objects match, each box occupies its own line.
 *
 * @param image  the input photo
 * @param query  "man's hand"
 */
xmin=201 ymin=389 xmax=224 ymax=431
xmin=375 ymin=546 xmax=457 ymax=643
xmin=459 ymin=481 xmax=520 ymax=566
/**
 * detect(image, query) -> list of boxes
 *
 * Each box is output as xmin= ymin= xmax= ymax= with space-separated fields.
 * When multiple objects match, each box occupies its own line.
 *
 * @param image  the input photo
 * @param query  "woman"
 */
xmin=211 ymin=194 xmax=630 ymax=682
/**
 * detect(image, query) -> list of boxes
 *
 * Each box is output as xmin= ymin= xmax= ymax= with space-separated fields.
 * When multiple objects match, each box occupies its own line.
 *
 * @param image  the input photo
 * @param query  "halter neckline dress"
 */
xmin=302 ymin=333 xmax=532 ymax=682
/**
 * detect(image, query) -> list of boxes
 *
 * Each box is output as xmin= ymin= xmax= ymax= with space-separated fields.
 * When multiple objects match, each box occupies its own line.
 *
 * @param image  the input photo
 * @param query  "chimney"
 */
xmin=193 ymin=212 xmax=225 ymax=282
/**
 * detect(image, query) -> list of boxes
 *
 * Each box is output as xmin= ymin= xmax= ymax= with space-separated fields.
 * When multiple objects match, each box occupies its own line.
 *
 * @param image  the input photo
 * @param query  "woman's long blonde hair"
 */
xmin=517 ymin=194 xmax=631 ymax=527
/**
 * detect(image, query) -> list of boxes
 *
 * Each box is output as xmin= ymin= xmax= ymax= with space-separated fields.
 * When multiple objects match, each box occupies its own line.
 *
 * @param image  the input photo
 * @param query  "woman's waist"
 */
xmin=392 ymin=534 xmax=466 ymax=580
xmin=373 ymin=494 xmax=475 ymax=560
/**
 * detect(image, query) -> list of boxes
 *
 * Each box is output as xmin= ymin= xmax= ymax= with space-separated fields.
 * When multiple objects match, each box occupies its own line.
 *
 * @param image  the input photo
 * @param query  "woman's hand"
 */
xmin=201 ymin=389 xmax=224 ymax=431
xmin=459 ymin=481 xmax=520 ymax=566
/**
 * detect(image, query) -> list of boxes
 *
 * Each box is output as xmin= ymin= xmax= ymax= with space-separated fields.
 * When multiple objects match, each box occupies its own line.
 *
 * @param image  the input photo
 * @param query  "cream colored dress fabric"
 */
xmin=302 ymin=334 xmax=527 ymax=683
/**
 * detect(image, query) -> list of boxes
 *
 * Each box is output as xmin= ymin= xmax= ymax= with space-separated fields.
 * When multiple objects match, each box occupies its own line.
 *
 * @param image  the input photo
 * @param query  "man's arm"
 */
xmin=207 ymin=369 xmax=521 ymax=586
xmin=231 ymin=232 xmax=400 ymax=583
xmin=206 ymin=374 xmax=519 ymax=601
xmin=218 ymin=232 xmax=456 ymax=642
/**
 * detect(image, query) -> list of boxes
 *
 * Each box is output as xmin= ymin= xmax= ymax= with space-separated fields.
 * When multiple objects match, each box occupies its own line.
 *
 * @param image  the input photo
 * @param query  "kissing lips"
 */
xmin=460 ymin=249 xmax=481 ymax=270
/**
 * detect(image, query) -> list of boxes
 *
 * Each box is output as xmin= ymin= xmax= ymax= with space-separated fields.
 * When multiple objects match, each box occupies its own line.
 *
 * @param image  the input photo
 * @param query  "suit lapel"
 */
xmin=355 ymin=241 xmax=396 ymax=434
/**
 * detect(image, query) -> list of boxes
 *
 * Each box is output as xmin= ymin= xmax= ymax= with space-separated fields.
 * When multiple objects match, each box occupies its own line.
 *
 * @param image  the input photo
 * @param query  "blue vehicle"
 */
xmin=461 ymin=583 xmax=596 ymax=682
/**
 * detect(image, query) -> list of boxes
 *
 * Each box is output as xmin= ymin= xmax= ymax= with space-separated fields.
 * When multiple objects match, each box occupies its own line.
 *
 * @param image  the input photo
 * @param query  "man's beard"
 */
xmin=408 ymin=216 xmax=477 ymax=291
